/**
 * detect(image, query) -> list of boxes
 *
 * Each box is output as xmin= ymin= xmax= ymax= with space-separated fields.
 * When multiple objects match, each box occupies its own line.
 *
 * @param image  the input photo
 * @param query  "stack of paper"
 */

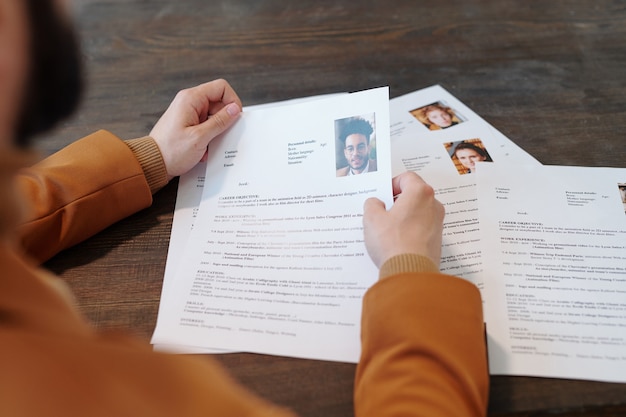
xmin=151 ymin=86 xmax=626 ymax=383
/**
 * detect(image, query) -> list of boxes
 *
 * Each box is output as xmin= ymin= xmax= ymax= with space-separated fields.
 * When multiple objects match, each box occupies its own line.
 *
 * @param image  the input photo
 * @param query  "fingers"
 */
xmin=194 ymin=78 xmax=243 ymax=113
xmin=363 ymin=197 xmax=387 ymax=221
xmin=399 ymin=174 xmax=444 ymax=222
xmin=364 ymin=172 xmax=445 ymax=269
xmin=194 ymin=101 xmax=241 ymax=145
xmin=362 ymin=197 xmax=388 ymax=268
xmin=149 ymin=79 xmax=244 ymax=179
xmin=391 ymin=171 xmax=428 ymax=199
xmin=176 ymin=80 xmax=242 ymax=150
xmin=191 ymin=79 xmax=242 ymax=139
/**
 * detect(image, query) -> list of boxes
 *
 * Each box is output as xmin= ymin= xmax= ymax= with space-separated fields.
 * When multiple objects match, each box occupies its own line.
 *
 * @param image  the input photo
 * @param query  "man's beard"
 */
xmin=15 ymin=0 xmax=84 ymax=148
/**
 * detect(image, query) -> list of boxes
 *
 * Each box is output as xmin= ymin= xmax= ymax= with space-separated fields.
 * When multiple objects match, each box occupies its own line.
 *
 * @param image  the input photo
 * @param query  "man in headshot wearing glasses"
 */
xmin=336 ymin=117 xmax=378 ymax=177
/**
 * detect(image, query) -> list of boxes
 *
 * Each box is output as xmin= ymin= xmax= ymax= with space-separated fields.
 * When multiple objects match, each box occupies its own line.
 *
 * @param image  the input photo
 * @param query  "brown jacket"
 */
xmin=0 ymin=130 xmax=488 ymax=416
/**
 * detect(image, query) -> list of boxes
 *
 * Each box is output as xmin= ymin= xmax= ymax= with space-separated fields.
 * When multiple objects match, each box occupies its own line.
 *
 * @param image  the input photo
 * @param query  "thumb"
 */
xmin=195 ymin=102 xmax=241 ymax=143
xmin=363 ymin=197 xmax=387 ymax=221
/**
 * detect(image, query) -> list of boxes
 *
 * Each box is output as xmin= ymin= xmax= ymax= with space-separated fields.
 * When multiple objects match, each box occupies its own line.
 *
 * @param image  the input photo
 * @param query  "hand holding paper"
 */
xmin=363 ymin=172 xmax=445 ymax=269
xmin=150 ymin=79 xmax=243 ymax=180
xmin=152 ymin=87 xmax=393 ymax=362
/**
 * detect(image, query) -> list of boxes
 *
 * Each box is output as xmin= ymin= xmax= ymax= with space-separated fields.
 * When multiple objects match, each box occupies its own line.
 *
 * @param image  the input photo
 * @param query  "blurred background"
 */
xmin=38 ymin=0 xmax=625 ymax=167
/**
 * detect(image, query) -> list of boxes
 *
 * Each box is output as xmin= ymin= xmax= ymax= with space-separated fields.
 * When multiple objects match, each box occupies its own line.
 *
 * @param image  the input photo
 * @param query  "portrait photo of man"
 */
xmin=335 ymin=115 xmax=377 ymax=177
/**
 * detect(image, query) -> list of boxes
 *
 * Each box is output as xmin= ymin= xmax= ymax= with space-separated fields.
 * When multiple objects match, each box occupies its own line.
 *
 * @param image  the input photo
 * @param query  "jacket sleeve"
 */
xmin=355 ymin=256 xmax=489 ymax=417
xmin=15 ymin=130 xmax=168 ymax=263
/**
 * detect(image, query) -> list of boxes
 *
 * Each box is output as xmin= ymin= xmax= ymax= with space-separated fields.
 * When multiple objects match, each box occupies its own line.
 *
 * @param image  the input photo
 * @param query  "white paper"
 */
xmin=154 ymin=95 xmax=347 ymax=354
xmin=389 ymin=85 xmax=540 ymax=289
xmin=152 ymin=87 xmax=392 ymax=362
xmin=160 ymin=94 xmax=349 ymax=300
xmin=476 ymin=163 xmax=626 ymax=383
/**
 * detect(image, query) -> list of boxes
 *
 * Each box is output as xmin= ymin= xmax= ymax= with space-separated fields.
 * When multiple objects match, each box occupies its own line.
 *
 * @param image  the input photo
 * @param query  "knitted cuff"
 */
xmin=124 ymin=136 xmax=169 ymax=194
xmin=379 ymin=253 xmax=440 ymax=280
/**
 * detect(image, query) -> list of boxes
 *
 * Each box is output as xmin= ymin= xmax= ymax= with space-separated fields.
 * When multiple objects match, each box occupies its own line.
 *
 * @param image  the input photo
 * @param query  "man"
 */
xmin=336 ymin=117 xmax=378 ymax=176
xmin=0 ymin=1 xmax=488 ymax=416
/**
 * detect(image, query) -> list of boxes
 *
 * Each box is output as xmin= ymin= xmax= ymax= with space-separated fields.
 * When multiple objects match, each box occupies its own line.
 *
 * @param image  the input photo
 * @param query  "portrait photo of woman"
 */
xmin=445 ymin=139 xmax=493 ymax=175
xmin=410 ymin=101 xmax=464 ymax=131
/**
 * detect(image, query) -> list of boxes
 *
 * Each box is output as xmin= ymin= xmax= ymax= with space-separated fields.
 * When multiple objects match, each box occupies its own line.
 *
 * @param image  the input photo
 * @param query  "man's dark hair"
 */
xmin=15 ymin=0 xmax=84 ymax=147
xmin=340 ymin=117 xmax=373 ymax=145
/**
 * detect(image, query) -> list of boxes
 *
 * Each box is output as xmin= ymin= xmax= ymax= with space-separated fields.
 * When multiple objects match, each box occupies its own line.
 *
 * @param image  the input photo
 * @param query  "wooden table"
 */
xmin=37 ymin=1 xmax=626 ymax=415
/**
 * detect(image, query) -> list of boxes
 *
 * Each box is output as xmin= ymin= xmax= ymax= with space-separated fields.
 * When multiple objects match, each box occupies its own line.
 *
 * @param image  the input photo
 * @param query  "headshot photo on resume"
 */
xmin=335 ymin=115 xmax=377 ymax=177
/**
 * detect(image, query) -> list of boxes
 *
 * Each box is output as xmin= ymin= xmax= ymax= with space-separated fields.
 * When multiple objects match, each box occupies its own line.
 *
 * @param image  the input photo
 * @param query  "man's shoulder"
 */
xmin=369 ymin=159 xmax=377 ymax=172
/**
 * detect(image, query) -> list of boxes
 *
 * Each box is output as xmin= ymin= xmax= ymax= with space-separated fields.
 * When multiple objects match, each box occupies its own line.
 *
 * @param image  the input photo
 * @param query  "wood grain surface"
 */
xmin=36 ymin=1 xmax=626 ymax=416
